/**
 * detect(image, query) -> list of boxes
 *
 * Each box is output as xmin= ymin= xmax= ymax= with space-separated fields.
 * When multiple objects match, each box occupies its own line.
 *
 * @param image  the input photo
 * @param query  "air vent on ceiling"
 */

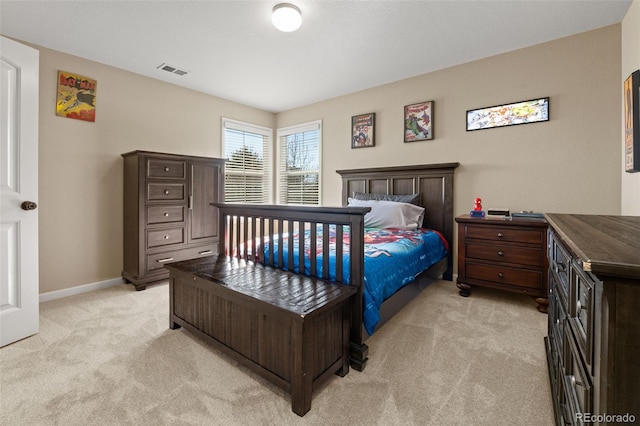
xmin=157 ymin=63 xmax=189 ymax=76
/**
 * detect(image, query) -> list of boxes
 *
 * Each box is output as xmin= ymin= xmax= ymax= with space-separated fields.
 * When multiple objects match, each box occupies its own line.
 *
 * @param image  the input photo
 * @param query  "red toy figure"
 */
xmin=470 ymin=197 xmax=485 ymax=218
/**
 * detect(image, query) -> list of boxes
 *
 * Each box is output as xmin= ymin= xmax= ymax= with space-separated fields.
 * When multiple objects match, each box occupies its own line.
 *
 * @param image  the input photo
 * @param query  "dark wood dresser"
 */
xmin=122 ymin=150 xmax=225 ymax=290
xmin=456 ymin=215 xmax=549 ymax=311
xmin=545 ymin=214 xmax=640 ymax=425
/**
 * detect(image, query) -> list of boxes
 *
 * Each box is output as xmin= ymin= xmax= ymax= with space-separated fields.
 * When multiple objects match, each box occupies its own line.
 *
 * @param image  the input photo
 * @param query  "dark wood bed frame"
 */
xmin=210 ymin=163 xmax=458 ymax=368
xmin=172 ymin=163 xmax=459 ymax=371
xmin=166 ymin=163 xmax=458 ymax=415
xmin=336 ymin=162 xmax=458 ymax=369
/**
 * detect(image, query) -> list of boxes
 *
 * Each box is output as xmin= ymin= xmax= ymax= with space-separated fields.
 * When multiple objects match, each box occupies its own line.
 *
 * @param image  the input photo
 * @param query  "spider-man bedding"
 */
xmin=263 ymin=226 xmax=448 ymax=335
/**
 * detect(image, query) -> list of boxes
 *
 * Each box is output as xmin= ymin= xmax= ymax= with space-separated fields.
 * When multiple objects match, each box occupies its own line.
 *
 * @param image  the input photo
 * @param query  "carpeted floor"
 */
xmin=0 ymin=279 xmax=554 ymax=425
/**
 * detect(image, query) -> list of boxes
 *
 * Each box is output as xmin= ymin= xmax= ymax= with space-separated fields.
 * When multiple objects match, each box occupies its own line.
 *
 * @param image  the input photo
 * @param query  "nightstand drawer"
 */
xmin=466 ymin=225 xmax=543 ymax=244
xmin=466 ymin=242 xmax=542 ymax=267
xmin=466 ymin=262 xmax=543 ymax=290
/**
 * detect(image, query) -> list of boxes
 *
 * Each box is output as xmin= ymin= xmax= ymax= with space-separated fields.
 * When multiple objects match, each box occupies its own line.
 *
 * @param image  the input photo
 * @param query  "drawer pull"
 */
xmin=576 ymin=300 xmax=582 ymax=314
xmin=163 ymin=235 xmax=170 ymax=240
xmin=164 ymin=212 xmax=169 ymax=217
xmin=156 ymin=257 xmax=174 ymax=263
xmin=557 ymin=262 xmax=566 ymax=272
xmin=497 ymin=232 xmax=504 ymax=238
xmin=498 ymin=272 xmax=504 ymax=279
xmin=164 ymin=189 xmax=170 ymax=195
xmin=165 ymin=167 xmax=170 ymax=172
xmin=497 ymin=251 xmax=504 ymax=256
xmin=199 ymin=250 xmax=213 ymax=255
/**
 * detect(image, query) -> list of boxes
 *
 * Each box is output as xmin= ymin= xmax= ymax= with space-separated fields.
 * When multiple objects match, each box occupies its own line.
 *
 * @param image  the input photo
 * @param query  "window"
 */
xmin=222 ymin=118 xmax=272 ymax=204
xmin=277 ymin=120 xmax=321 ymax=205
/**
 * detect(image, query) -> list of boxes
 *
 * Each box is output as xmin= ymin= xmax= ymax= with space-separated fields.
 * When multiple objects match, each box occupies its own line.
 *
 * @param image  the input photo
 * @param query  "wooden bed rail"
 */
xmin=213 ymin=203 xmax=370 ymax=287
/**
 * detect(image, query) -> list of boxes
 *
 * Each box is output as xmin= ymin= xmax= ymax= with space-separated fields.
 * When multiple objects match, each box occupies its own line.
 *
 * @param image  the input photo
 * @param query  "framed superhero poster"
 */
xmin=56 ymin=71 xmax=97 ymax=122
xmin=351 ymin=113 xmax=375 ymax=148
xmin=404 ymin=101 xmax=433 ymax=142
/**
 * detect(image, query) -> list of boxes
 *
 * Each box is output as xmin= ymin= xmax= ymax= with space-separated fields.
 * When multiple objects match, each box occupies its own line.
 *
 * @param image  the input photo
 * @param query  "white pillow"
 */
xmin=348 ymin=198 xmax=425 ymax=229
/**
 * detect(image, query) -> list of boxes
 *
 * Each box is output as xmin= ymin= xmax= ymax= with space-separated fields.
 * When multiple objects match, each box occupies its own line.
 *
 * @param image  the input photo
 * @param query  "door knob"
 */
xmin=21 ymin=201 xmax=37 ymax=211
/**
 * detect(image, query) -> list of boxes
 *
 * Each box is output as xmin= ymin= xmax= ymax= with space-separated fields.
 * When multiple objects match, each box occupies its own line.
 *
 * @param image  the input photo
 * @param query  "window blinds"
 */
xmin=277 ymin=121 xmax=321 ymax=205
xmin=222 ymin=118 xmax=272 ymax=204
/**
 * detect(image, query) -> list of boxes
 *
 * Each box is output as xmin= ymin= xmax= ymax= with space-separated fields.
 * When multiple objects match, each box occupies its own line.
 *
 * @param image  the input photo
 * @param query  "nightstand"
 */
xmin=455 ymin=215 xmax=548 ymax=312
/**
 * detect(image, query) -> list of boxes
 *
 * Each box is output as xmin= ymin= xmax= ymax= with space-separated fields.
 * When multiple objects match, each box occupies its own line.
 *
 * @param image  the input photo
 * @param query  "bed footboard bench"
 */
xmin=166 ymin=255 xmax=357 ymax=417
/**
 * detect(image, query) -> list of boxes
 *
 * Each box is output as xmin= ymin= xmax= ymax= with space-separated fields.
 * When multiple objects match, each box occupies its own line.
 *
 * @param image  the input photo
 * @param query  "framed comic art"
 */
xmin=352 ymin=113 xmax=375 ymax=148
xmin=404 ymin=101 xmax=433 ymax=142
xmin=56 ymin=71 xmax=97 ymax=122
xmin=624 ymin=70 xmax=640 ymax=173
xmin=466 ymin=97 xmax=549 ymax=131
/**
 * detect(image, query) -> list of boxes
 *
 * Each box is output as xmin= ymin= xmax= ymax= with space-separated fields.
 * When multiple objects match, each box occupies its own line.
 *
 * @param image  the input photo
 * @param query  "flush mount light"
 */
xmin=272 ymin=3 xmax=302 ymax=32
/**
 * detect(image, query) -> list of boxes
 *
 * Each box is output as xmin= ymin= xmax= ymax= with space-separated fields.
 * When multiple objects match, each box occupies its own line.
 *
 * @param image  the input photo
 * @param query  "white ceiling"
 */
xmin=0 ymin=0 xmax=632 ymax=113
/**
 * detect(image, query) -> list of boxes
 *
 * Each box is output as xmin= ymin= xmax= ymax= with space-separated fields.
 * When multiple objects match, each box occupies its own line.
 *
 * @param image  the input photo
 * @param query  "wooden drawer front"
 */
xmin=466 ymin=225 xmax=542 ymax=244
xmin=549 ymin=230 xmax=570 ymax=298
xmin=568 ymin=264 xmax=595 ymax=369
xmin=147 ymin=159 xmax=186 ymax=179
xmin=147 ymin=183 xmax=186 ymax=202
xmin=147 ymin=227 xmax=185 ymax=249
xmin=466 ymin=262 xmax=542 ymax=289
xmin=564 ymin=329 xmax=593 ymax=421
xmin=466 ymin=242 xmax=541 ymax=267
xmin=549 ymin=266 xmax=568 ymax=312
xmin=549 ymin=286 xmax=566 ymax=359
xmin=147 ymin=245 xmax=215 ymax=273
xmin=147 ymin=205 xmax=185 ymax=225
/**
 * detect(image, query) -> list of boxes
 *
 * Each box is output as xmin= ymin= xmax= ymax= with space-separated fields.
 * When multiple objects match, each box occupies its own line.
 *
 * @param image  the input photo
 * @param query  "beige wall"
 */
xmin=26 ymin=22 xmax=625 ymax=295
xmin=622 ymin=0 xmax=640 ymax=215
xmin=35 ymin=45 xmax=275 ymax=293
xmin=278 ymin=25 xmax=622 ymax=219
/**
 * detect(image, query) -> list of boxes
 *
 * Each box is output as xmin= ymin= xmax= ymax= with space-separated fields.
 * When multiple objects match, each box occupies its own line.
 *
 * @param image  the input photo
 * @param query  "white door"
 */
xmin=0 ymin=36 xmax=39 ymax=347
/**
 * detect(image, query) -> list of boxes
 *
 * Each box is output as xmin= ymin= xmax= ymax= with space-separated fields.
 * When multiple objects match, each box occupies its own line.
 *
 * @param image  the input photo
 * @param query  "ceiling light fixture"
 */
xmin=272 ymin=3 xmax=302 ymax=32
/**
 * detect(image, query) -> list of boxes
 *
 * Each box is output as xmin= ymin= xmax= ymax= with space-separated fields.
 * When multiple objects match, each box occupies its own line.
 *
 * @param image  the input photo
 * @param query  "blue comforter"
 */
xmin=263 ymin=226 xmax=448 ymax=335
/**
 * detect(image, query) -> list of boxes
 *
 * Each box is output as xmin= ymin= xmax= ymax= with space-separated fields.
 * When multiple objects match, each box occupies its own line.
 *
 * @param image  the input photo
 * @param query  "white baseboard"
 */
xmin=39 ymin=277 xmax=124 ymax=303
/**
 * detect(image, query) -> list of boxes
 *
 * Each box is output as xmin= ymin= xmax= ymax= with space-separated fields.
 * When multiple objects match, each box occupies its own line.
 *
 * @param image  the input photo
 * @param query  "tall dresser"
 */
xmin=122 ymin=150 xmax=225 ymax=290
xmin=545 ymin=214 xmax=640 ymax=425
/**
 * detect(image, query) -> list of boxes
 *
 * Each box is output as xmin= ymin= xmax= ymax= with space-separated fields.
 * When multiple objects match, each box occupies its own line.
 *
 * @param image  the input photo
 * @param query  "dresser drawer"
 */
xmin=146 ymin=159 xmax=186 ymax=179
xmin=568 ymin=263 xmax=595 ymax=370
xmin=549 ymin=230 xmax=570 ymax=298
xmin=466 ymin=242 xmax=542 ymax=267
xmin=147 ymin=205 xmax=185 ymax=225
xmin=549 ymin=285 xmax=567 ymax=359
xmin=147 ymin=245 xmax=216 ymax=273
xmin=147 ymin=227 xmax=185 ymax=249
xmin=466 ymin=262 xmax=543 ymax=290
xmin=466 ymin=225 xmax=543 ymax=244
xmin=564 ymin=328 xmax=593 ymax=420
xmin=147 ymin=183 xmax=186 ymax=202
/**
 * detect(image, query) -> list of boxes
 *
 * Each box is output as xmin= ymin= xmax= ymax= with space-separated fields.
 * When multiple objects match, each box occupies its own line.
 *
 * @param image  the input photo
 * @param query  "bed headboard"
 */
xmin=336 ymin=162 xmax=459 ymax=280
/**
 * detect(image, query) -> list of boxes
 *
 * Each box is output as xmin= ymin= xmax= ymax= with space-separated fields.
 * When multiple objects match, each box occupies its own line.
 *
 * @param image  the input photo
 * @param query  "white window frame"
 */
xmin=221 ymin=117 xmax=273 ymax=204
xmin=276 ymin=120 xmax=322 ymax=206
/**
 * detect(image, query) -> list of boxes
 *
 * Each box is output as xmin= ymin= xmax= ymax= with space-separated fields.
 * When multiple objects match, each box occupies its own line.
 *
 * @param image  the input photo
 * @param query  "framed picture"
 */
xmin=624 ymin=70 xmax=640 ymax=173
xmin=352 ymin=113 xmax=375 ymax=148
xmin=466 ymin=97 xmax=549 ymax=131
xmin=56 ymin=71 xmax=97 ymax=122
xmin=404 ymin=101 xmax=433 ymax=142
